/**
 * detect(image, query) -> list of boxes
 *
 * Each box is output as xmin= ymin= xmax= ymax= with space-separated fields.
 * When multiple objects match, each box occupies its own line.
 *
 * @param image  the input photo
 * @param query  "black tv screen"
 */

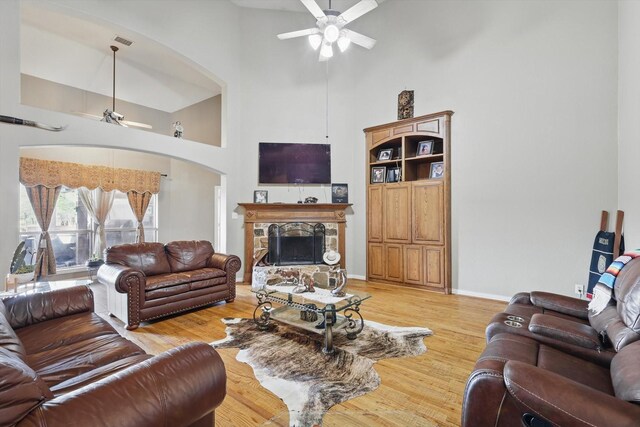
xmin=259 ymin=142 xmax=331 ymax=184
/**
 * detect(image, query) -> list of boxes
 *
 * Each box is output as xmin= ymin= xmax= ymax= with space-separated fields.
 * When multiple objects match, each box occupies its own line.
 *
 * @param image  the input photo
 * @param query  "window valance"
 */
xmin=19 ymin=157 xmax=161 ymax=194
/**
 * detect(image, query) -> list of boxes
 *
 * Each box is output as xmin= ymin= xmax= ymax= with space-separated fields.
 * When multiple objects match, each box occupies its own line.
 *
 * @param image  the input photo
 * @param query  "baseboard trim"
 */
xmin=348 ymin=274 xmax=366 ymax=280
xmin=452 ymin=289 xmax=510 ymax=302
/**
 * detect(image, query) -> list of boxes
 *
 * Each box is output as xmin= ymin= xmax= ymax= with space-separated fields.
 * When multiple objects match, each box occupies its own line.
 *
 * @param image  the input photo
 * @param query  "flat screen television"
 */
xmin=259 ymin=142 xmax=331 ymax=184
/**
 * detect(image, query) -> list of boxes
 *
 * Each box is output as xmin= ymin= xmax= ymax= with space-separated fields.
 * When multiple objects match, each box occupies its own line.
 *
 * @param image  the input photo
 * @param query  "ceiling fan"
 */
xmin=277 ymin=0 xmax=378 ymax=61
xmin=76 ymin=45 xmax=152 ymax=129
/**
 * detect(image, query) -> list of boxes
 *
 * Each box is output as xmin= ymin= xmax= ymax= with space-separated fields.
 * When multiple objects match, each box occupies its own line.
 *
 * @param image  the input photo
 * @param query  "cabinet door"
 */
xmin=413 ymin=181 xmax=444 ymax=245
xmin=368 ymin=186 xmax=384 ymax=242
xmin=368 ymin=243 xmax=385 ymax=280
xmin=425 ymin=246 xmax=445 ymax=288
xmin=404 ymin=245 xmax=424 ymax=285
xmin=383 ymin=184 xmax=412 ymax=243
xmin=385 ymin=244 xmax=404 ymax=282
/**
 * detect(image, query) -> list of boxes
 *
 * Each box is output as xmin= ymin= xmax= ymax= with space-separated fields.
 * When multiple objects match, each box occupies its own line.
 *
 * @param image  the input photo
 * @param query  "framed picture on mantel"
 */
xmin=331 ymin=183 xmax=348 ymax=203
xmin=253 ymin=190 xmax=268 ymax=203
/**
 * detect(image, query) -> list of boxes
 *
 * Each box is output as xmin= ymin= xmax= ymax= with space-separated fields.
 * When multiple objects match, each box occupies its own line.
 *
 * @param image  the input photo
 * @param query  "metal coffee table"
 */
xmin=252 ymin=287 xmax=371 ymax=354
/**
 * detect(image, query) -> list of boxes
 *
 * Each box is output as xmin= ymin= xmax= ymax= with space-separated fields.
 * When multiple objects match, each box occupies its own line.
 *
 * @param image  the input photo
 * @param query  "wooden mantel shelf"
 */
xmin=237 ymin=203 xmax=352 ymax=283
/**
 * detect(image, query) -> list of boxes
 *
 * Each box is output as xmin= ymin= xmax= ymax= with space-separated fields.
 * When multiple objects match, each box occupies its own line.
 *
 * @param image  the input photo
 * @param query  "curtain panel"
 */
xmin=127 ymin=191 xmax=153 ymax=243
xmin=19 ymin=157 xmax=161 ymax=194
xmin=26 ymin=185 xmax=61 ymax=279
xmin=79 ymin=188 xmax=115 ymax=258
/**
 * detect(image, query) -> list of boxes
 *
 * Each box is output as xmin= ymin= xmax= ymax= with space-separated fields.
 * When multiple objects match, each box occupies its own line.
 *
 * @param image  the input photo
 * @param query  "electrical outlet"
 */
xmin=575 ymin=284 xmax=585 ymax=297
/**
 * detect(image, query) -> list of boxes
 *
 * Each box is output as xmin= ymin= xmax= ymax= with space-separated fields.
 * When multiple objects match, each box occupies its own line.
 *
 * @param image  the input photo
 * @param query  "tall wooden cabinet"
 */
xmin=364 ymin=111 xmax=452 ymax=293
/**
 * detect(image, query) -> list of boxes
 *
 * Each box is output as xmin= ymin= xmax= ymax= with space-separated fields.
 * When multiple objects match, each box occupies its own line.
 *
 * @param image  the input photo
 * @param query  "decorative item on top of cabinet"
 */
xmin=397 ymin=90 xmax=414 ymax=120
xmin=364 ymin=111 xmax=453 ymax=293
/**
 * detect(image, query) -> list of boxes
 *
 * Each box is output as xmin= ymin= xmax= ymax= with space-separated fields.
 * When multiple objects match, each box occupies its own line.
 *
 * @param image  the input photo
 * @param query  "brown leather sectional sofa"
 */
xmin=0 ymin=285 xmax=226 ymax=426
xmin=98 ymin=240 xmax=241 ymax=329
xmin=462 ymin=257 xmax=640 ymax=427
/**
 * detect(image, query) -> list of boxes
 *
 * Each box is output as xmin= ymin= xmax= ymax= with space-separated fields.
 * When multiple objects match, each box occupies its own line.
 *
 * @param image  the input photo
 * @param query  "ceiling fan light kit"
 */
xmin=320 ymin=42 xmax=333 ymax=59
xmin=278 ymin=0 xmax=378 ymax=61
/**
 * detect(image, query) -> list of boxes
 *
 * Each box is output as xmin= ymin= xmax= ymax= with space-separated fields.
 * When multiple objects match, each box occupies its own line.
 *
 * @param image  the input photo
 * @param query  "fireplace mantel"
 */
xmin=238 ymin=203 xmax=352 ymax=283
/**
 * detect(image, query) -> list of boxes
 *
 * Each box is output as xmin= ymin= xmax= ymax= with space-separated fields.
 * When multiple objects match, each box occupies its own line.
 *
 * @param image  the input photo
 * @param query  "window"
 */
xmin=103 ymin=192 xmax=158 ymax=248
xmin=19 ymin=185 xmax=158 ymax=269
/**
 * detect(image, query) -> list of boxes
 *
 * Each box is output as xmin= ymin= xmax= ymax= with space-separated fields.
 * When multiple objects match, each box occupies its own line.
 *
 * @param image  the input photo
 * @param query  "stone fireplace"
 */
xmin=238 ymin=203 xmax=351 ymax=282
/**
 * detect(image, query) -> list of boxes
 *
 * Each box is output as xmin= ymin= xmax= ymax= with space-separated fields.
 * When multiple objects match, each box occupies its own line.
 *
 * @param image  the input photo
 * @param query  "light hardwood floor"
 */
xmin=92 ymin=280 xmax=506 ymax=427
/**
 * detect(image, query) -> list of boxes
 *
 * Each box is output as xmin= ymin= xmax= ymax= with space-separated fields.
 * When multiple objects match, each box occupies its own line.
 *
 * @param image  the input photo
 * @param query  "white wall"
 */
xmin=618 ymin=0 xmax=640 ymax=244
xmin=235 ymin=0 xmax=619 ymax=298
xmin=161 ymin=158 xmax=220 ymax=243
xmin=0 ymin=0 xmax=622 ymax=300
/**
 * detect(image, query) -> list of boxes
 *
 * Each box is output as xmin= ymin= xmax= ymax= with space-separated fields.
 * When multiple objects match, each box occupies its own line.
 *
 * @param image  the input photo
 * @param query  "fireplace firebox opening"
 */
xmin=268 ymin=223 xmax=325 ymax=266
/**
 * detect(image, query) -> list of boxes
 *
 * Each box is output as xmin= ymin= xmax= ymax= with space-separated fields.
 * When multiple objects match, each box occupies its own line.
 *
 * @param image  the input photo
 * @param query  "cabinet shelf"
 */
xmin=405 ymin=154 xmax=444 ymax=162
xmin=371 ymin=159 xmax=402 ymax=166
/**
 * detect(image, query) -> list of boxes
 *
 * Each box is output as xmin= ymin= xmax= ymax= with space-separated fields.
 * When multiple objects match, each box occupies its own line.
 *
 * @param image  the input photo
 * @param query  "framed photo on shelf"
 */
xmin=429 ymin=162 xmax=444 ymax=179
xmin=377 ymin=148 xmax=393 ymax=161
xmin=386 ymin=167 xmax=401 ymax=183
xmin=331 ymin=183 xmax=349 ymax=203
xmin=253 ymin=190 xmax=268 ymax=203
xmin=417 ymin=140 xmax=434 ymax=156
xmin=371 ymin=166 xmax=386 ymax=184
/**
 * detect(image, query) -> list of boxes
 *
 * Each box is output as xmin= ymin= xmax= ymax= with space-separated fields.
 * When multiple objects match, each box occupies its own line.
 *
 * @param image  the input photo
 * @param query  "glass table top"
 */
xmin=255 ymin=285 xmax=371 ymax=310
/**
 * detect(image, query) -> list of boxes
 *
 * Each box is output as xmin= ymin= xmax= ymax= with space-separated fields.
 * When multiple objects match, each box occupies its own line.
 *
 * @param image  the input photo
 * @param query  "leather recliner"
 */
xmin=463 ymin=258 xmax=640 ymax=426
xmin=462 ymin=333 xmax=640 ymax=427
xmin=485 ymin=257 xmax=640 ymax=365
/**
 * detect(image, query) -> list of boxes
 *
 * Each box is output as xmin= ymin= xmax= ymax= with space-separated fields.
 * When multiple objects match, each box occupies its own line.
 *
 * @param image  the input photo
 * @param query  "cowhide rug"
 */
xmin=211 ymin=318 xmax=432 ymax=426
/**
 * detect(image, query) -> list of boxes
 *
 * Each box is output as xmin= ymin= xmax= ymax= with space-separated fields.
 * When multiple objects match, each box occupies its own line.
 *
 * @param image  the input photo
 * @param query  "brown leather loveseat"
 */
xmin=0 ymin=285 xmax=226 ymax=426
xmin=98 ymin=240 xmax=241 ymax=330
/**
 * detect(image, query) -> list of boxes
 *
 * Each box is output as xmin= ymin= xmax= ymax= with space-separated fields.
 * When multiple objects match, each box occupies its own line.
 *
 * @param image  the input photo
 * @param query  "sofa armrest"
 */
xmin=530 ymin=291 xmax=589 ymax=319
xmin=3 ymin=285 xmax=94 ymax=330
xmin=97 ymin=264 xmax=146 ymax=294
xmin=209 ymin=253 xmax=241 ymax=275
xmin=504 ymin=360 xmax=640 ymax=427
xmin=18 ymin=342 xmax=226 ymax=427
xmin=508 ymin=292 xmax=533 ymax=305
xmin=528 ymin=313 xmax=602 ymax=349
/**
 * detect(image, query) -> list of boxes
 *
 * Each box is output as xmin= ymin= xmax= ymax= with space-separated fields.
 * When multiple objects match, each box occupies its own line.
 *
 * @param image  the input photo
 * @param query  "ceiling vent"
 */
xmin=113 ymin=35 xmax=133 ymax=46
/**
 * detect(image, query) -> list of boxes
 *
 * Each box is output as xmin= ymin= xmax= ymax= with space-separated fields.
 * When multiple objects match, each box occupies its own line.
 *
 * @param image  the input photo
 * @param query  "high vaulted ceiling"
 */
xmin=20 ymin=2 xmax=222 ymax=113
xmin=229 ymin=0 xmax=371 ymax=13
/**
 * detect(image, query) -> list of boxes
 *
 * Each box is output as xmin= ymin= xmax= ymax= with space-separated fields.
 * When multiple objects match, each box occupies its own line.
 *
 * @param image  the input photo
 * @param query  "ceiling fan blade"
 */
xmin=342 ymin=29 xmax=377 ymax=49
xmin=300 ymin=0 xmax=326 ymax=20
xmin=277 ymin=28 xmax=320 ymax=40
xmin=122 ymin=120 xmax=153 ymax=129
xmin=338 ymin=0 xmax=378 ymax=24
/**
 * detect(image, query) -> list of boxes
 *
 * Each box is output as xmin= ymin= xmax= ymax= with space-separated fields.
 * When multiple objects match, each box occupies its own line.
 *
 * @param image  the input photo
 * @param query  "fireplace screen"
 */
xmin=268 ymin=223 xmax=325 ymax=266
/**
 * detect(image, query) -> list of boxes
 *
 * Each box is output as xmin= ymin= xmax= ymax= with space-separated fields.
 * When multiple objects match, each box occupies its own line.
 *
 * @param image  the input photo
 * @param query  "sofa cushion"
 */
xmin=145 ymin=273 xmax=191 ymax=291
xmin=181 ymin=267 xmax=226 ymax=282
xmin=0 ymin=310 xmax=26 ymax=360
xmin=145 ymin=268 xmax=225 ymax=295
xmin=0 ymin=347 xmax=52 ymax=426
xmin=17 ymin=312 xmax=119 ymax=355
xmin=611 ymin=341 xmax=640 ymax=402
xmin=27 ymin=334 xmax=146 ymax=387
xmin=166 ymin=240 xmax=215 ymax=273
xmin=106 ymin=242 xmax=171 ymax=277
xmin=50 ymin=354 xmax=153 ymax=397
xmin=145 ymin=283 xmax=191 ymax=301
